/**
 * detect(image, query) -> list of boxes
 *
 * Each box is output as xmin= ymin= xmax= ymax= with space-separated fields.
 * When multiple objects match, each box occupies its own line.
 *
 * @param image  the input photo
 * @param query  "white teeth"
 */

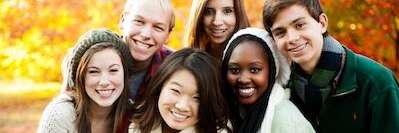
xmin=171 ymin=111 xmax=188 ymax=120
xmin=136 ymin=41 xmax=150 ymax=48
xmin=212 ymin=29 xmax=225 ymax=33
xmin=238 ymin=87 xmax=255 ymax=97
xmin=97 ymin=89 xmax=113 ymax=97
xmin=291 ymin=43 xmax=307 ymax=52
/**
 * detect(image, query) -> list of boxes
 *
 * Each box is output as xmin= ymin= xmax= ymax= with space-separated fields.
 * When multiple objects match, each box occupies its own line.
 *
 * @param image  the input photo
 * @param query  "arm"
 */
xmin=370 ymin=76 xmax=399 ymax=133
xmin=37 ymin=95 xmax=76 ymax=133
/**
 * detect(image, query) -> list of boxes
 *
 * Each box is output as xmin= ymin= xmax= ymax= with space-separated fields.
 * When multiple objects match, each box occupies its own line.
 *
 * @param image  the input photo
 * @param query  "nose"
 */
xmin=98 ymin=74 xmax=110 ymax=88
xmin=212 ymin=12 xmax=223 ymax=26
xmin=237 ymin=71 xmax=251 ymax=84
xmin=175 ymin=97 xmax=190 ymax=112
xmin=139 ymin=25 xmax=152 ymax=40
xmin=287 ymin=29 xmax=300 ymax=44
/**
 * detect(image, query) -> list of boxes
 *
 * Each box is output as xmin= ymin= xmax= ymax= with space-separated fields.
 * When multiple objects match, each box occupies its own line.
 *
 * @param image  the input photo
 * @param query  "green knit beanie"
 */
xmin=66 ymin=29 xmax=132 ymax=89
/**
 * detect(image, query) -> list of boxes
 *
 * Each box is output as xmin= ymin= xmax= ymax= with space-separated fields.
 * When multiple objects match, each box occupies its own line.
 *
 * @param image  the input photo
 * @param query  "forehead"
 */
xmin=271 ymin=5 xmax=311 ymax=29
xmin=124 ymin=0 xmax=172 ymax=24
xmin=229 ymin=40 xmax=268 ymax=63
xmin=206 ymin=0 xmax=234 ymax=8
xmin=89 ymin=48 xmax=121 ymax=65
xmin=165 ymin=69 xmax=198 ymax=93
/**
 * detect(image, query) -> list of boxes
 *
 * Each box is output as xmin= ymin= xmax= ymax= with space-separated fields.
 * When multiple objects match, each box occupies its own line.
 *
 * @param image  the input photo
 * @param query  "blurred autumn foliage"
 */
xmin=0 ymin=0 xmax=398 ymax=84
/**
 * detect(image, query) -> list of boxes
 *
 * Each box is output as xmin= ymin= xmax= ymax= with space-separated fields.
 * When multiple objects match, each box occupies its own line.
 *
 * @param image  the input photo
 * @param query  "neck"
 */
xmin=132 ymin=57 xmax=153 ymax=73
xmin=300 ymin=51 xmax=321 ymax=75
xmin=89 ymin=102 xmax=113 ymax=120
xmin=162 ymin=123 xmax=180 ymax=133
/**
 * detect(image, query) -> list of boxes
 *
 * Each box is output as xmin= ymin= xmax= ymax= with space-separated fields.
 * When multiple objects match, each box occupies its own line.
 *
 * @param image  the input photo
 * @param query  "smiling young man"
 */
xmin=119 ymin=0 xmax=175 ymax=100
xmin=263 ymin=0 xmax=399 ymax=133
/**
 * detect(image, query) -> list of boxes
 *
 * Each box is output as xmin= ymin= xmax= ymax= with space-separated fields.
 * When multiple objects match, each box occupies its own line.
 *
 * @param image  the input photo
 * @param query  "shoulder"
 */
xmin=270 ymin=94 xmax=315 ymax=133
xmin=37 ymin=94 xmax=76 ymax=133
xmin=179 ymin=126 xmax=196 ymax=133
xmin=128 ymin=122 xmax=141 ymax=133
xmin=351 ymin=52 xmax=398 ymax=91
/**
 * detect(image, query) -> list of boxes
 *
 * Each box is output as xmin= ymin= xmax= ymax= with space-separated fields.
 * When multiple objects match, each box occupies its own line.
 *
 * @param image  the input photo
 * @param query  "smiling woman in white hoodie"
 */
xmin=221 ymin=27 xmax=315 ymax=133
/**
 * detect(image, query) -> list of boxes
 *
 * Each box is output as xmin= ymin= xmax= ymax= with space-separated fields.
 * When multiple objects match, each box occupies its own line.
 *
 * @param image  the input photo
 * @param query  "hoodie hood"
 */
xmin=223 ymin=27 xmax=291 ymax=86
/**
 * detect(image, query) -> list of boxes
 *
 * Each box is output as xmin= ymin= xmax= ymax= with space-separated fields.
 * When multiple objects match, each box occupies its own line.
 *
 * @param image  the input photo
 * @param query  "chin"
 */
xmin=238 ymin=98 xmax=256 ymax=105
xmin=132 ymin=54 xmax=151 ymax=62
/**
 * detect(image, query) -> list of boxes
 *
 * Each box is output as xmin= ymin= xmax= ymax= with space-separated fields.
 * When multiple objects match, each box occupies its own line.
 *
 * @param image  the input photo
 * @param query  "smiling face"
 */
xmin=202 ymin=0 xmax=237 ymax=45
xmin=226 ymin=41 xmax=270 ymax=105
xmin=85 ymin=48 xmax=124 ymax=107
xmin=271 ymin=5 xmax=327 ymax=73
xmin=120 ymin=0 xmax=172 ymax=62
xmin=158 ymin=69 xmax=199 ymax=130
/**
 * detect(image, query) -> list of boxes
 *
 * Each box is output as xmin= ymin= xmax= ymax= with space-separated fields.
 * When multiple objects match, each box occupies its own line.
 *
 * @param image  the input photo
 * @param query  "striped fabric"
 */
xmin=288 ymin=36 xmax=346 ymax=130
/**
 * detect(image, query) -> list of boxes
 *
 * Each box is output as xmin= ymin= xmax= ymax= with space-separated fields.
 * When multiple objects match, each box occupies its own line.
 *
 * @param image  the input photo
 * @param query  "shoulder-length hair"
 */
xmin=74 ymin=42 xmax=131 ymax=133
xmin=132 ymin=48 xmax=231 ymax=133
xmin=184 ymin=0 xmax=249 ymax=50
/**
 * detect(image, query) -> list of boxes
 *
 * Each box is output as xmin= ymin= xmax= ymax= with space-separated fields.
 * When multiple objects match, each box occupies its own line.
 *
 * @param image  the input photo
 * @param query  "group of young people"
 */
xmin=37 ymin=0 xmax=399 ymax=133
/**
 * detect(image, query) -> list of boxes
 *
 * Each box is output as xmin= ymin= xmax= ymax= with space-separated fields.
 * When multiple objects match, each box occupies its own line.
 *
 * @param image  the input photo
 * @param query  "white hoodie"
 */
xmin=224 ymin=27 xmax=315 ymax=133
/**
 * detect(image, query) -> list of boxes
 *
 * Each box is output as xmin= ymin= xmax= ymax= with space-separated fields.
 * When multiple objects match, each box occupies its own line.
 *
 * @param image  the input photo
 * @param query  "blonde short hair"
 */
xmin=122 ymin=0 xmax=175 ymax=32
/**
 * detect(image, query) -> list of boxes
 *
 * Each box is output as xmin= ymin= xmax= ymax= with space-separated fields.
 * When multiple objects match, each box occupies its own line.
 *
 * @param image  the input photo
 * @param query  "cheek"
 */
xmin=85 ymin=76 xmax=98 ymax=87
xmin=192 ymin=102 xmax=199 ymax=120
xmin=202 ymin=16 xmax=213 ymax=27
xmin=256 ymin=71 xmax=270 ymax=90
xmin=158 ymin=91 xmax=174 ymax=106
xmin=113 ymin=74 xmax=124 ymax=87
xmin=276 ymin=40 xmax=287 ymax=52
xmin=154 ymin=32 xmax=170 ymax=45
xmin=226 ymin=73 xmax=237 ymax=86
xmin=226 ymin=15 xmax=236 ymax=27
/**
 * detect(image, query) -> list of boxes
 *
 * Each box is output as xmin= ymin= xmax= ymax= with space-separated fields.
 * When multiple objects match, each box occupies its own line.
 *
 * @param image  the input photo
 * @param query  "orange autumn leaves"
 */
xmin=0 ymin=0 xmax=397 ymax=83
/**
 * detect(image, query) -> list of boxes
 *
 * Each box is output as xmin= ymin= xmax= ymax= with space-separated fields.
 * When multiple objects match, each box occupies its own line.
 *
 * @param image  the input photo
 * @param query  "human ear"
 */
xmin=119 ymin=13 xmax=126 ymax=31
xmin=318 ymin=13 xmax=328 ymax=34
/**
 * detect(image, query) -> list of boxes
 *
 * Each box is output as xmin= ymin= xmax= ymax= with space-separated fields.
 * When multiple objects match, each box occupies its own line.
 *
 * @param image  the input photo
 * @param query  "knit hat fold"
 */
xmin=66 ymin=29 xmax=131 ymax=89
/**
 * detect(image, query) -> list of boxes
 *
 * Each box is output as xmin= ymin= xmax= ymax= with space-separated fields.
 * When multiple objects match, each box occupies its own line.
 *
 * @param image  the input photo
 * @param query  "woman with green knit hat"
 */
xmin=37 ymin=29 xmax=133 ymax=133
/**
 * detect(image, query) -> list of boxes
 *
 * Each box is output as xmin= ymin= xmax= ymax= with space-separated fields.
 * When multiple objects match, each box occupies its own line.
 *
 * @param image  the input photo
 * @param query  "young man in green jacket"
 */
xmin=263 ymin=0 xmax=399 ymax=132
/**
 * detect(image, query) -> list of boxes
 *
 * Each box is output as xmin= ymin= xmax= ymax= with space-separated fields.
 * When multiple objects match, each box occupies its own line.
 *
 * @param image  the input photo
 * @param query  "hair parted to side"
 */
xmin=131 ymin=48 xmax=231 ymax=133
xmin=184 ymin=0 xmax=249 ymax=49
xmin=263 ymin=0 xmax=328 ymax=36
xmin=74 ymin=42 xmax=130 ymax=133
xmin=121 ymin=0 xmax=175 ymax=32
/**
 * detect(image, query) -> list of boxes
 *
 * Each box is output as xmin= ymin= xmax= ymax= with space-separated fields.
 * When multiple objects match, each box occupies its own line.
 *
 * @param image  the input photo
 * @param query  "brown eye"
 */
xmin=228 ymin=67 xmax=240 ymax=74
xmin=250 ymin=67 xmax=261 ymax=73
xmin=223 ymin=7 xmax=234 ymax=14
xmin=296 ymin=23 xmax=305 ymax=29
xmin=204 ymin=8 xmax=215 ymax=16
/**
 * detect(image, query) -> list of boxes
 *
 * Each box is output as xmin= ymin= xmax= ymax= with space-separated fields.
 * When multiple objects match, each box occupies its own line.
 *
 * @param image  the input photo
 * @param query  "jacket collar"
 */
xmin=331 ymin=47 xmax=358 ymax=97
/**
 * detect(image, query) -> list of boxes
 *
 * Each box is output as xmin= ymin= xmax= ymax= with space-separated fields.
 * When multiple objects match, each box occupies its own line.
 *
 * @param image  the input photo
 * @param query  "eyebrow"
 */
xmin=170 ymin=81 xmax=183 ymax=88
xmin=135 ymin=14 xmax=167 ymax=28
xmin=271 ymin=17 xmax=305 ymax=32
xmin=109 ymin=64 xmax=121 ymax=68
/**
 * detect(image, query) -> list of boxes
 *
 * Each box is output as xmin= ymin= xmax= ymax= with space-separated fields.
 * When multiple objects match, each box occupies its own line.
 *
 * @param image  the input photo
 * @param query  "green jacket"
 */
xmin=319 ymin=47 xmax=399 ymax=133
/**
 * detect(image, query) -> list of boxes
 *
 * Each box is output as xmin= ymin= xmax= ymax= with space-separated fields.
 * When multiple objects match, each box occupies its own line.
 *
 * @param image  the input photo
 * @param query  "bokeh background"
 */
xmin=0 ymin=0 xmax=398 ymax=132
